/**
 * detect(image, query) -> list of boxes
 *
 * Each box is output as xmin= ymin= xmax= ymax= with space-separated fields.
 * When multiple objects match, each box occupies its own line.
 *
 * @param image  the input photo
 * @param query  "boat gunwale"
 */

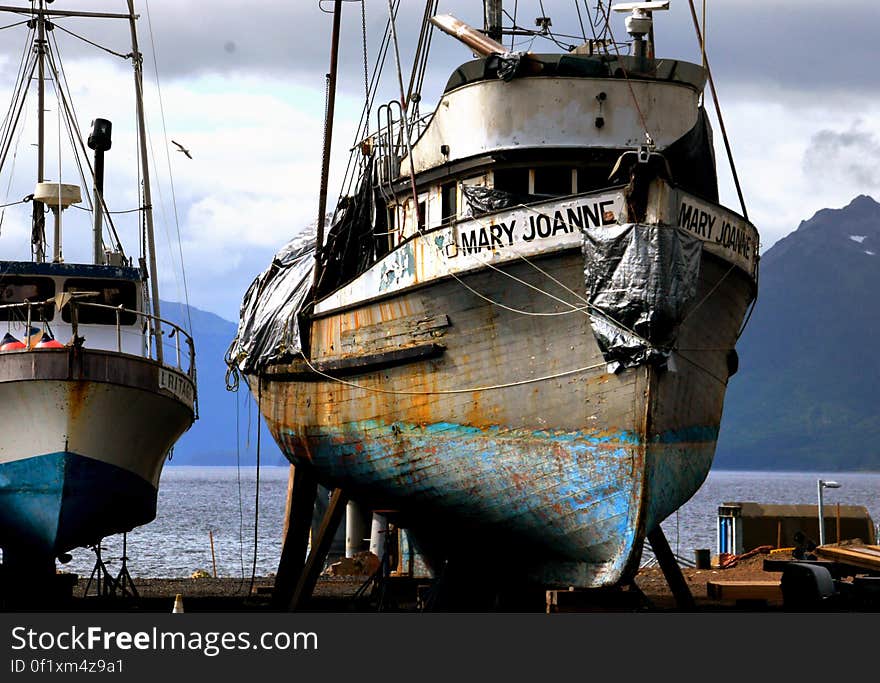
xmin=311 ymin=188 xmax=758 ymax=321
xmin=0 ymin=346 xmax=196 ymax=412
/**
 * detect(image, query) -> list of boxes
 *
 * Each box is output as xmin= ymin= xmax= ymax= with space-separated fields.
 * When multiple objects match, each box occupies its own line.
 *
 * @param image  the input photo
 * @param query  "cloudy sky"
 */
xmin=0 ymin=0 xmax=877 ymax=322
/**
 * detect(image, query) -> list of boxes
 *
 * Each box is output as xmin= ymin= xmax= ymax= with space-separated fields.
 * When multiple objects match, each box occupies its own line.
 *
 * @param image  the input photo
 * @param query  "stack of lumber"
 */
xmin=815 ymin=545 xmax=880 ymax=573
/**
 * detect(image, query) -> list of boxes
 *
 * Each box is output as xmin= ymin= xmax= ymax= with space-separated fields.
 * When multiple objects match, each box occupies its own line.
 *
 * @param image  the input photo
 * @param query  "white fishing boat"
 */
xmin=230 ymin=1 xmax=759 ymax=591
xmin=0 ymin=1 xmax=196 ymax=585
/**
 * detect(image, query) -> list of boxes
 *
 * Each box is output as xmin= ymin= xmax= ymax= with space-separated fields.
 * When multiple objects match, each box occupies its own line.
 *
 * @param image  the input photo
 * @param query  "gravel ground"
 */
xmin=15 ymin=549 xmax=801 ymax=613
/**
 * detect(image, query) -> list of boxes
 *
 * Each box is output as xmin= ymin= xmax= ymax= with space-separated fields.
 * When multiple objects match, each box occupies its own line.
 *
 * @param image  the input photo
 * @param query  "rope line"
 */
xmin=234 ymin=387 xmax=247 ymax=591
xmin=673 ymin=349 xmax=727 ymax=386
xmin=298 ymin=355 xmax=608 ymax=396
xmin=449 ymin=204 xmax=655 ymax=349
xmin=0 ymin=197 xmax=28 ymax=209
xmin=679 ymin=260 xmax=738 ymax=326
xmin=248 ymin=378 xmax=263 ymax=596
xmin=45 ymin=29 xmax=129 ymax=253
xmin=52 ymin=21 xmax=131 ymax=60
xmin=603 ymin=14 xmax=653 ymax=144
xmin=686 ymin=0 xmax=748 ymax=220
xmin=72 ymin=203 xmax=146 ymax=215
xmin=144 ymin=0 xmax=194 ymax=335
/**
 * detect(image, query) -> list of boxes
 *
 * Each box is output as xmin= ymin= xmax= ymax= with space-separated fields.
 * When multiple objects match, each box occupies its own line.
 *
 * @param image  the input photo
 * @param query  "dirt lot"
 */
xmin=633 ymin=549 xmax=791 ymax=611
xmin=16 ymin=548 xmax=803 ymax=613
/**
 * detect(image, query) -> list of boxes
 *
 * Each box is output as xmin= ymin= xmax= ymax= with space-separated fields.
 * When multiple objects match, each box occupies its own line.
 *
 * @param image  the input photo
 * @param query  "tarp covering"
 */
xmin=662 ymin=107 xmax=718 ymax=203
xmin=495 ymin=51 xmax=524 ymax=81
xmin=228 ymin=234 xmax=315 ymax=374
xmin=462 ymin=185 xmax=534 ymax=217
xmin=582 ymin=223 xmax=701 ymax=372
xmin=316 ymin=156 xmax=378 ymax=298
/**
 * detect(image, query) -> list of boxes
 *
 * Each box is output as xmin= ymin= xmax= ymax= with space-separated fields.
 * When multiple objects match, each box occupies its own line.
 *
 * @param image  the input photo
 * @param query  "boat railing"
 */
xmin=0 ymin=298 xmax=196 ymax=379
xmin=372 ymin=103 xmax=434 ymax=199
xmin=76 ymin=301 xmax=196 ymax=378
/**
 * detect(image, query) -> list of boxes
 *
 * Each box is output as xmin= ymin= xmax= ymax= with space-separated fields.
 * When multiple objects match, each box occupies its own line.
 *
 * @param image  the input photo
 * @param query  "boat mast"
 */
xmin=484 ymin=0 xmax=503 ymax=42
xmin=126 ymin=0 xmax=163 ymax=363
xmin=313 ymin=0 xmax=343 ymax=292
xmin=34 ymin=0 xmax=47 ymax=263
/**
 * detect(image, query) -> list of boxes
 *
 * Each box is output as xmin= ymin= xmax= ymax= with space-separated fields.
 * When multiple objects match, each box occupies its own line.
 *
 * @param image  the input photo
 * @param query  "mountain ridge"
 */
xmin=715 ymin=194 xmax=880 ymax=471
xmin=160 ymin=300 xmax=286 ymax=467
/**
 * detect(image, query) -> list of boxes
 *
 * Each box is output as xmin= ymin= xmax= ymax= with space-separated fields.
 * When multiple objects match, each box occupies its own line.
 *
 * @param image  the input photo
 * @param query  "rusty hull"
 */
xmin=252 ymin=244 xmax=753 ymax=588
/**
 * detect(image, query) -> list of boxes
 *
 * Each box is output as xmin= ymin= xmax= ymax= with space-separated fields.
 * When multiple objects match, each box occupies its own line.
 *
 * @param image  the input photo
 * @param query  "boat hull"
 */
xmin=255 ymin=246 xmax=754 ymax=587
xmin=0 ymin=348 xmax=195 ymax=560
xmin=0 ymin=451 xmax=156 ymax=558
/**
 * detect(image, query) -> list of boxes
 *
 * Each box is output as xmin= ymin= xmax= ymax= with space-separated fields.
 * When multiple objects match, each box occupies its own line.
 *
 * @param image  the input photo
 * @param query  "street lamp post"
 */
xmin=817 ymin=479 xmax=841 ymax=546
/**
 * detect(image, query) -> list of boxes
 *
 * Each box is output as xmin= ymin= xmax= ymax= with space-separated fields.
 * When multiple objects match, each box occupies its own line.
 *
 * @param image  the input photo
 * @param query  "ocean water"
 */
xmin=64 ymin=467 xmax=291 ymax=580
xmin=61 ymin=467 xmax=880 ymax=579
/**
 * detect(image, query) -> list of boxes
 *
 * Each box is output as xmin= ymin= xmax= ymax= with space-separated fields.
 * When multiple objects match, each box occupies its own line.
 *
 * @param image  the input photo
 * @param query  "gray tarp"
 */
xmin=582 ymin=223 xmax=701 ymax=372
xmin=227 ymin=234 xmax=315 ymax=374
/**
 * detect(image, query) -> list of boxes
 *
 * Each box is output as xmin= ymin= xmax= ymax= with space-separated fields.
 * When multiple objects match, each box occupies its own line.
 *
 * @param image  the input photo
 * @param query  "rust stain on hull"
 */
xmin=254 ymin=250 xmax=752 ymax=587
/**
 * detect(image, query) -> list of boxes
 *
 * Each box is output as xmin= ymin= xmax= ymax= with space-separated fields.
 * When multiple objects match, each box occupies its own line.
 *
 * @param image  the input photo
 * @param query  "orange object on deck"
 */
xmin=35 ymin=333 xmax=63 ymax=349
xmin=0 ymin=333 xmax=25 ymax=351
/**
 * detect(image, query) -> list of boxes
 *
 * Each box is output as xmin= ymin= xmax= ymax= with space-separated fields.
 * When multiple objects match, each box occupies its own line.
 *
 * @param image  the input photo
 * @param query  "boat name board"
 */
xmin=314 ymin=194 xmax=623 ymax=315
xmin=450 ymin=196 xmax=619 ymax=258
xmin=159 ymin=368 xmax=194 ymax=407
xmin=674 ymin=194 xmax=759 ymax=277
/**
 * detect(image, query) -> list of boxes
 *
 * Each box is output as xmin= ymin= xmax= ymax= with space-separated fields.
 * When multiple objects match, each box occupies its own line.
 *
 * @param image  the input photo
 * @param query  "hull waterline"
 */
xmin=0 ymin=348 xmax=195 ymax=563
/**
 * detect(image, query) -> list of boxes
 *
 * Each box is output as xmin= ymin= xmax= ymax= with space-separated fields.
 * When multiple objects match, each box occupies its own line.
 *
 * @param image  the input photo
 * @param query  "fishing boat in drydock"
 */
xmin=229 ymin=1 xmax=759 ymax=589
xmin=0 ymin=2 xmax=196 ymax=583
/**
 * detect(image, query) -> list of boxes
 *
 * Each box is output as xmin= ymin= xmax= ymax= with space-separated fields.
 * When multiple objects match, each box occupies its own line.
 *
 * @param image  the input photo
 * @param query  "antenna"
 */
xmin=612 ymin=1 xmax=670 ymax=59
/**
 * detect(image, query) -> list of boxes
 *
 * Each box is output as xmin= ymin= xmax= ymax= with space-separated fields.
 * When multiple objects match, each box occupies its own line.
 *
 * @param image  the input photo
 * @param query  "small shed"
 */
xmin=717 ymin=502 xmax=877 ymax=555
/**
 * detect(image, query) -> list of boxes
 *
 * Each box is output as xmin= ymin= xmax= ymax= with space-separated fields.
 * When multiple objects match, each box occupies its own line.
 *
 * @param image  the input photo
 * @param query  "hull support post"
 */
xmin=272 ymin=466 xmax=318 ymax=609
xmin=647 ymin=526 xmax=696 ymax=610
xmin=289 ymin=487 xmax=349 ymax=611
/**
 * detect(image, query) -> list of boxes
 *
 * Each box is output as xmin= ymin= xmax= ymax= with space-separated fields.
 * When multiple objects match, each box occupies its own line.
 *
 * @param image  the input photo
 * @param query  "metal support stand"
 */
xmin=272 ymin=466 xmax=318 ymax=609
xmin=83 ymin=543 xmax=118 ymax=598
xmin=647 ymin=526 xmax=696 ymax=611
xmin=289 ymin=487 xmax=348 ymax=611
xmin=114 ymin=534 xmax=139 ymax=599
xmin=352 ymin=524 xmax=397 ymax=611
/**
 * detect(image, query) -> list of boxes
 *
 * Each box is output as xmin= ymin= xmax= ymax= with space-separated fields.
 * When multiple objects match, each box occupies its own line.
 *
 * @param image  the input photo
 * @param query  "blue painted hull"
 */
xmin=0 ymin=452 xmax=156 ymax=559
xmin=272 ymin=418 xmax=720 ymax=586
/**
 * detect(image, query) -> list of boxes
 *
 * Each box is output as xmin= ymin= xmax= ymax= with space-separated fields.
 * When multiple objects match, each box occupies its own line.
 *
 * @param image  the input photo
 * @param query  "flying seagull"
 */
xmin=172 ymin=140 xmax=192 ymax=159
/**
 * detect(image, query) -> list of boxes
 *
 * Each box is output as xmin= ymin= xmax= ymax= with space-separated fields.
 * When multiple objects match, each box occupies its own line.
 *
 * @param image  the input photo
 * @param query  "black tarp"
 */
xmin=495 ymin=52 xmax=524 ymax=81
xmin=315 ymin=156 xmax=377 ymax=298
xmin=582 ymin=223 xmax=701 ymax=372
xmin=462 ymin=185 xmax=536 ymax=217
xmin=227 ymin=234 xmax=314 ymax=374
xmin=663 ymin=107 xmax=718 ymax=203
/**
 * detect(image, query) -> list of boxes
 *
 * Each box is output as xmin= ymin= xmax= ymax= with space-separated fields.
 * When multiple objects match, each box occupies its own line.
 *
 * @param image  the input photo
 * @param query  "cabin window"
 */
xmin=577 ymin=164 xmax=613 ymax=194
xmin=61 ymin=279 xmax=138 ymax=325
xmin=492 ymin=168 xmax=530 ymax=196
xmin=374 ymin=202 xmax=391 ymax=260
xmin=418 ymin=200 xmax=426 ymax=233
xmin=0 ymin=276 xmax=55 ymax=321
xmin=441 ymin=182 xmax=457 ymax=223
xmin=388 ymin=206 xmax=397 ymax=238
xmin=387 ymin=204 xmax=404 ymax=246
xmin=533 ymin=166 xmax=574 ymax=197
